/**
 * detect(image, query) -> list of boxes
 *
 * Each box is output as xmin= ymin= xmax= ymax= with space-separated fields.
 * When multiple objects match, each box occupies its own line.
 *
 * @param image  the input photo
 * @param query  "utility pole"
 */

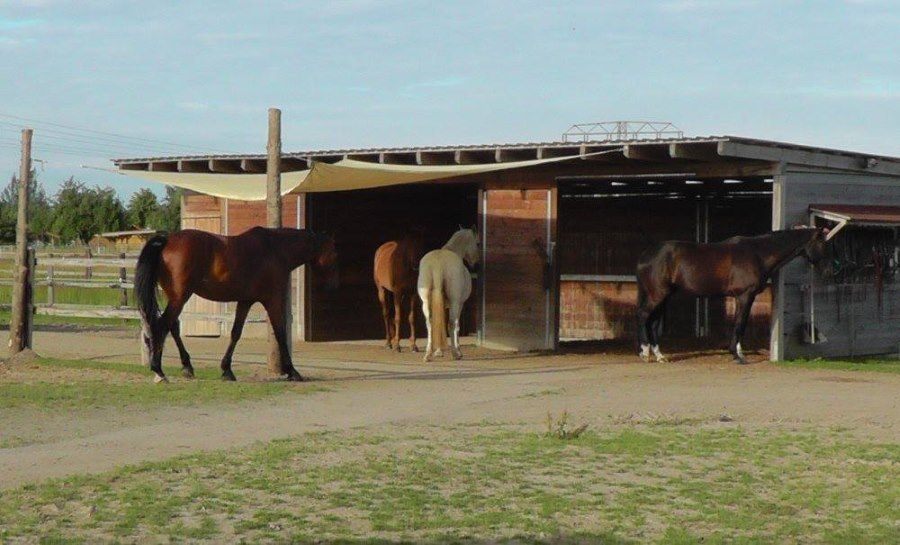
xmin=266 ymin=108 xmax=292 ymax=375
xmin=9 ymin=128 xmax=33 ymax=355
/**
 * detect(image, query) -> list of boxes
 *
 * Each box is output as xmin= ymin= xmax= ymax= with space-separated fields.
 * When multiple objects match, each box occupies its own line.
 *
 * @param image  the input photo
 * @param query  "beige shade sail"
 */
xmin=118 ymin=170 xmax=310 ymax=201
xmin=118 ymin=151 xmax=618 ymax=200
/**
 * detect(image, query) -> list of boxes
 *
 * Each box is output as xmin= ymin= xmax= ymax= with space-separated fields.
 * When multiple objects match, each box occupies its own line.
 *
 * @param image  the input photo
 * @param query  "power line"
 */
xmin=0 ymin=112 xmax=236 ymax=155
xmin=0 ymin=120 xmax=194 ymax=156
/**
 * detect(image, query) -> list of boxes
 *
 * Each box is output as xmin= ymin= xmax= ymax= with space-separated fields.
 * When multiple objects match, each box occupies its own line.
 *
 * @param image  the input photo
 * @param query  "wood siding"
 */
xmin=482 ymin=185 xmax=557 ymax=351
xmin=181 ymin=193 xmax=225 ymax=336
xmin=773 ymin=169 xmax=900 ymax=359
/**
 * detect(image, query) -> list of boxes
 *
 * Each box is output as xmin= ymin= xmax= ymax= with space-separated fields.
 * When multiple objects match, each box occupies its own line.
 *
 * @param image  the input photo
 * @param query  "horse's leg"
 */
xmin=449 ymin=300 xmax=463 ymax=360
xmin=393 ymin=292 xmax=403 ymax=352
xmin=648 ymin=299 xmax=670 ymax=363
xmin=151 ymin=294 xmax=188 ymax=383
xmin=220 ymin=301 xmax=251 ymax=381
xmin=419 ymin=287 xmax=433 ymax=362
xmin=408 ymin=291 xmax=418 ymax=353
xmin=263 ymin=295 xmax=303 ymax=381
xmin=378 ymin=287 xmax=393 ymax=349
xmin=636 ymin=283 xmax=653 ymax=362
xmin=169 ymin=319 xmax=194 ymax=378
xmin=730 ymin=291 xmax=756 ymax=364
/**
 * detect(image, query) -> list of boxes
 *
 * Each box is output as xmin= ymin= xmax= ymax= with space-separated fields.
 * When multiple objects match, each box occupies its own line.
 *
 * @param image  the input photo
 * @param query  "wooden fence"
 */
xmin=0 ymin=251 xmax=268 ymax=326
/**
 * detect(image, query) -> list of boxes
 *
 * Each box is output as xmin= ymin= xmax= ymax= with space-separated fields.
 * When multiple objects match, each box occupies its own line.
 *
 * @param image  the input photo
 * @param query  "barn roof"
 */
xmin=113 ymin=135 xmax=900 ymax=178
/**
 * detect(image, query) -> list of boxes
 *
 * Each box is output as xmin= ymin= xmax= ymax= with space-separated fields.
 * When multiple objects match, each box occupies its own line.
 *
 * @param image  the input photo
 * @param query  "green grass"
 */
xmin=0 ymin=282 xmax=129 ymax=308
xmin=0 ymin=357 xmax=325 ymax=410
xmin=0 ymin=423 xmax=896 ymax=544
xmin=778 ymin=356 xmax=900 ymax=374
xmin=0 ymin=308 xmax=139 ymax=329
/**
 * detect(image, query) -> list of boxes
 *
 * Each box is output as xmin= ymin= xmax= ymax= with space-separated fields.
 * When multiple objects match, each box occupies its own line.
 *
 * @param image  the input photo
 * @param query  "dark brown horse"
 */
xmin=636 ymin=227 xmax=828 ymax=364
xmin=374 ymin=230 xmax=426 ymax=352
xmin=135 ymin=227 xmax=338 ymax=383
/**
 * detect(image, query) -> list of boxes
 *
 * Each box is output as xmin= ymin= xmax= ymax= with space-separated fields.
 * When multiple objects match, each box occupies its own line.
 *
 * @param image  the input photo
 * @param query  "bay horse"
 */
xmin=418 ymin=227 xmax=479 ymax=362
xmin=134 ymin=227 xmax=338 ymax=383
xmin=374 ymin=230 xmax=426 ymax=352
xmin=636 ymin=227 xmax=828 ymax=364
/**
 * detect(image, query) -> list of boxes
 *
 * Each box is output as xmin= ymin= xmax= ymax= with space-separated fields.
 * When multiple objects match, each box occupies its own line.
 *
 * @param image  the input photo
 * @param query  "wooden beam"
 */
xmin=537 ymin=146 xmax=579 ymax=159
xmin=379 ymin=152 xmax=416 ymax=164
xmin=417 ymin=151 xmax=455 ymax=165
xmin=240 ymin=159 xmax=266 ymax=173
xmin=281 ymin=157 xmax=308 ymax=171
xmin=208 ymin=159 xmax=242 ymax=173
xmin=669 ymin=142 xmax=720 ymax=161
xmin=495 ymin=148 xmax=537 ymax=162
xmin=9 ymin=128 xmax=33 ymax=355
xmin=579 ymin=144 xmax=628 ymax=162
xmin=148 ymin=161 xmax=178 ymax=172
xmin=623 ymin=144 xmax=670 ymax=162
xmin=266 ymin=107 xmax=289 ymax=376
xmin=177 ymin=160 xmax=210 ymax=173
xmin=454 ymin=149 xmax=494 ymax=164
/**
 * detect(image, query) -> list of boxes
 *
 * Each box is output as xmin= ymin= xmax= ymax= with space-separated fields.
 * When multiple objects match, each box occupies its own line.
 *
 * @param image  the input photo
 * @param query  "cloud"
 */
xmin=176 ymin=101 xmax=210 ymax=112
xmin=0 ymin=16 xmax=44 ymax=29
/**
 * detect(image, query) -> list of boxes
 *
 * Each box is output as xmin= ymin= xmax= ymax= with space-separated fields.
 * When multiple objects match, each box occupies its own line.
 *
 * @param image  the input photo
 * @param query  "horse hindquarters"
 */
xmin=417 ymin=258 xmax=447 ymax=362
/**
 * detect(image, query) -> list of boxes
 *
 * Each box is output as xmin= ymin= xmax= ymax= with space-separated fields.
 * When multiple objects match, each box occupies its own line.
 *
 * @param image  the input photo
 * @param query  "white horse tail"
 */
xmin=429 ymin=267 xmax=447 ymax=353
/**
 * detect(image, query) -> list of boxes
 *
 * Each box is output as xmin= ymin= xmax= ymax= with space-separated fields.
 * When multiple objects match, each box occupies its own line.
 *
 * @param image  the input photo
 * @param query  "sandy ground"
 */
xmin=1 ymin=327 xmax=898 ymax=489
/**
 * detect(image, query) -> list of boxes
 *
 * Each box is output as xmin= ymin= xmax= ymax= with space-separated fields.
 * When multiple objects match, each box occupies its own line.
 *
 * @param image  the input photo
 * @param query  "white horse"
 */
xmin=417 ymin=227 xmax=480 ymax=362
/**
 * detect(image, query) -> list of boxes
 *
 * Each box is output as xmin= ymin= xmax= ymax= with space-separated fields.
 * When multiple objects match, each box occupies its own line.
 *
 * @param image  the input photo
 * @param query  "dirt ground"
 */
xmin=1 ymin=326 xmax=898 ymax=490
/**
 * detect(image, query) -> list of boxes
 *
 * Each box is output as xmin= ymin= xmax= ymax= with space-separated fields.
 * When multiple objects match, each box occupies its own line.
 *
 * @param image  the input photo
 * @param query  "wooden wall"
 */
xmin=181 ymin=192 xmax=225 ymax=336
xmin=481 ymin=171 xmax=558 ymax=351
xmin=773 ymin=168 xmax=900 ymax=359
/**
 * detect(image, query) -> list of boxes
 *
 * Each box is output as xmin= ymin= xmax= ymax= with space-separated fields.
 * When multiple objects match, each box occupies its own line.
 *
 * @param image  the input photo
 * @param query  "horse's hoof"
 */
xmin=411 ymin=345 xmax=419 ymax=353
xmin=638 ymin=353 xmax=651 ymax=363
xmin=434 ymin=349 xmax=443 ymax=358
xmin=182 ymin=368 xmax=195 ymax=379
xmin=656 ymin=355 xmax=669 ymax=363
xmin=385 ymin=344 xmax=393 ymax=350
xmin=734 ymin=358 xmax=749 ymax=365
xmin=285 ymin=372 xmax=306 ymax=382
xmin=221 ymin=371 xmax=236 ymax=381
xmin=423 ymin=354 xmax=433 ymax=363
xmin=394 ymin=346 xmax=402 ymax=353
xmin=153 ymin=375 xmax=168 ymax=384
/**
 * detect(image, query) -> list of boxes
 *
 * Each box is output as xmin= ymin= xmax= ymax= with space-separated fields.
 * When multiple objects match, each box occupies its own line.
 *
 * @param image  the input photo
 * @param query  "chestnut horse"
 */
xmin=135 ymin=227 xmax=338 ymax=383
xmin=374 ymin=230 xmax=425 ymax=352
xmin=636 ymin=227 xmax=828 ymax=364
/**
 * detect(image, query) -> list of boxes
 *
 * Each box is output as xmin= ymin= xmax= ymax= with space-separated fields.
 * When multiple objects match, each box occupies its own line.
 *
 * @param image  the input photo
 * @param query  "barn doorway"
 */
xmin=306 ymin=183 xmax=479 ymax=341
xmin=556 ymin=178 xmax=773 ymax=353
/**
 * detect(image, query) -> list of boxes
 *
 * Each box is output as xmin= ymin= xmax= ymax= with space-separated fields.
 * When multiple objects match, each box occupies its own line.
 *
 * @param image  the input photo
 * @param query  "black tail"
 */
xmin=135 ymin=235 xmax=168 ymax=349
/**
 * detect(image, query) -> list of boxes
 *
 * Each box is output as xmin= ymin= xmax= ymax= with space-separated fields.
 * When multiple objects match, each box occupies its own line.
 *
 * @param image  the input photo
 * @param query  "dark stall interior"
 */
xmin=557 ymin=178 xmax=773 ymax=349
xmin=307 ymin=184 xmax=479 ymax=341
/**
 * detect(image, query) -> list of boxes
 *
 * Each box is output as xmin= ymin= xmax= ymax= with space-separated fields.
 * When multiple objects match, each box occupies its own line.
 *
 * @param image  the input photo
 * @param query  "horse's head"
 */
xmin=313 ymin=233 xmax=340 ymax=290
xmin=802 ymin=227 xmax=830 ymax=264
xmin=461 ymin=225 xmax=480 ymax=270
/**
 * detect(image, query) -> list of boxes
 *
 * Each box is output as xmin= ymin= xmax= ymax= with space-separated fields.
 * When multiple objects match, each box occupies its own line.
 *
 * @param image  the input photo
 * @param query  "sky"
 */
xmin=0 ymin=0 xmax=897 ymax=200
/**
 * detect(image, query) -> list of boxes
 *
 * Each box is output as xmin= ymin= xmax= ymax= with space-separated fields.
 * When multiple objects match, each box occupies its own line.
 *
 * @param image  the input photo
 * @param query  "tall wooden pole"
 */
xmin=9 ymin=128 xmax=33 ymax=356
xmin=266 ymin=108 xmax=292 ymax=375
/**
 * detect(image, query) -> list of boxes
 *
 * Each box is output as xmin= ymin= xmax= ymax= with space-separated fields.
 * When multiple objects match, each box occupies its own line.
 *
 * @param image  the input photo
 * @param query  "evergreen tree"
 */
xmin=126 ymin=188 xmax=160 ymax=229
xmin=149 ymin=186 xmax=181 ymax=233
xmin=51 ymin=178 xmax=126 ymax=242
xmin=0 ymin=172 xmax=54 ymax=243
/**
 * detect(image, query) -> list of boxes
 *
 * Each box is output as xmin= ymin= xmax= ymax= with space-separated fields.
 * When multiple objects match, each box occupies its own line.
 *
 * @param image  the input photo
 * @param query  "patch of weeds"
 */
xmin=545 ymin=410 xmax=589 ymax=440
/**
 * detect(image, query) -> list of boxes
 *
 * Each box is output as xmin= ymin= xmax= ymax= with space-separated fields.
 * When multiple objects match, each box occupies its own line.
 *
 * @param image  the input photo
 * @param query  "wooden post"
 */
xmin=84 ymin=248 xmax=92 ymax=279
xmin=8 ymin=128 xmax=33 ymax=355
xmin=118 ymin=252 xmax=128 ymax=307
xmin=46 ymin=265 xmax=55 ymax=307
xmin=266 ymin=108 xmax=291 ymax=375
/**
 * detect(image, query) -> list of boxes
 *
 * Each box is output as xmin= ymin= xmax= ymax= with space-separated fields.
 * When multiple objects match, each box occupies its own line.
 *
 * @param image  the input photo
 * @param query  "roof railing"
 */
xmin=562 ymin=121 xmax=683 ymax=143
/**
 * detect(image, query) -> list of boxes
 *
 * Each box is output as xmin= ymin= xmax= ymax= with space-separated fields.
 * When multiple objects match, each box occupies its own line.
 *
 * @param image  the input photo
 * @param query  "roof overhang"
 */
xmin=112 ymin=136 xmax=900 ymax=178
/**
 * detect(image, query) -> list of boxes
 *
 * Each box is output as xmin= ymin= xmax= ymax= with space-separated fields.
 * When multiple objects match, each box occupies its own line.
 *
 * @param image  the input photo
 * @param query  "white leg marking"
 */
xmin=639 ymin=344 xmax=651 ymax=361
xmin=652 ymin=345 xmax=668 ymax=363
xmin=736 ymin=343 xmax=744 ymax=360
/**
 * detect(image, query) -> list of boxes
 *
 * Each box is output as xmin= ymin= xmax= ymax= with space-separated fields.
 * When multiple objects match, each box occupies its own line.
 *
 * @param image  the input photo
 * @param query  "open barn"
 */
xmin=115 ymin=135 xmax=900 ymax=360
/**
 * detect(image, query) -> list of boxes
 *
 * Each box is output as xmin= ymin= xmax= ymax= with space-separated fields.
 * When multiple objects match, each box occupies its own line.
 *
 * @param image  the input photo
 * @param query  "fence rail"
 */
xmin=1 ymin=252 xmax=139 ymax=320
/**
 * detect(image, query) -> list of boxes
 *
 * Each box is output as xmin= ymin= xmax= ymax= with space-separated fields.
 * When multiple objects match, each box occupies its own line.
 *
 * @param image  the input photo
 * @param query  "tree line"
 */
xmin=0 ymin=173 xmax=180 ymax=244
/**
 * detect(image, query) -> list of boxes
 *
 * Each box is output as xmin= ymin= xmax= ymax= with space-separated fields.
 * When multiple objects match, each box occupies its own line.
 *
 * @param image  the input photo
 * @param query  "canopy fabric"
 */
xmin=123 ymin=170 xmax=309 ymax=200
xmin=119 ymin=151 xmax=614 ymax=200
